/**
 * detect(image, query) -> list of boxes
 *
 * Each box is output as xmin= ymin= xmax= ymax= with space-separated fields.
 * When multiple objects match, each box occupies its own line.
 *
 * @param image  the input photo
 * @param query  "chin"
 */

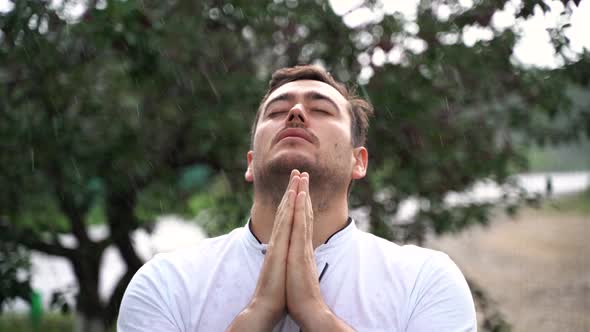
xmin=266 ymin=153 xmax=315 ymax=175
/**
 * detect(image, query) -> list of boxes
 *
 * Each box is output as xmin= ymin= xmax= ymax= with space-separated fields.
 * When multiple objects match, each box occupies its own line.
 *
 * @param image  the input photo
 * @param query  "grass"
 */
xmin=542 ymin=188 xmax=590 ymax=215
xmin=0 ymin=313 xmax=118 ymax=332
xmin=0 ymin=313 xmax=72 ymax=332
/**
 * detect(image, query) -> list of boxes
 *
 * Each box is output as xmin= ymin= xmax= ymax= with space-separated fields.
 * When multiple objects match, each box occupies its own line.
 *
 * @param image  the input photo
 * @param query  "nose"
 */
xmin=287 ymin=104 xmax=307 ymax=124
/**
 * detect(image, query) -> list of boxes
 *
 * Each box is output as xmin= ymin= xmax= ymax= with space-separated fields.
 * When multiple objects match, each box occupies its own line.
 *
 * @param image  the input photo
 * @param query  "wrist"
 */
xmin=296 ymin=302 xmax=354 ymax=332
xmin=247 ymin=298 xmax=284 ymax=329
xmin=293 ymin=301 xmax=329 ymax=331
xmin=227 ymin=298 xmax=283 ymax=332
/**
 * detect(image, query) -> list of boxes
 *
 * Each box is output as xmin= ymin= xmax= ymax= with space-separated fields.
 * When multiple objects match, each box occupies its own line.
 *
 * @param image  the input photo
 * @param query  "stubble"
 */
xmin=253 ymin=142 xmax=350 ymax=214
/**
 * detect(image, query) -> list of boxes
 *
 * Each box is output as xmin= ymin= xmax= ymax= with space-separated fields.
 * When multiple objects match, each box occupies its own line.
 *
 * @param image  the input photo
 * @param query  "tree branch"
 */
xmin=47 ymin=161 xmax=92 ymax=246
xmin=105 ymin=191 xmax=144 ymax=271
xmin=0 ymin=220 xmax=75 ymax=259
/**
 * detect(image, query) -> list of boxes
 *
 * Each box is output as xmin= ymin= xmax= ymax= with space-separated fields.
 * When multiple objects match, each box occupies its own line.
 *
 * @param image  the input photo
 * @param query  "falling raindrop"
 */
xmin=202 ymin=70 xmax=220 ymax=100
xmin=52 ymin=118 xmax=59 ymax=138
xmin=30 ymin=148 xmax=35 ymax=171
xmin=71 ymin=158 xmax=81 ymax=180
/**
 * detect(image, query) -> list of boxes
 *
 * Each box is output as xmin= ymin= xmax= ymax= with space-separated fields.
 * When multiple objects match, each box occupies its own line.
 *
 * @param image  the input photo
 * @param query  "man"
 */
xmin=118 ymin=65 xmax=477 ymax=331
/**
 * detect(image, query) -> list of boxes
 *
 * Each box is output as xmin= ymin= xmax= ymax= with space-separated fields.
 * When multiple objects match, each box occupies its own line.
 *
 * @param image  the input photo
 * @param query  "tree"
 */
xmin=1 ymin=1 xmax=255 ymax=329
xmin=1 ymin=0 xmax=588 ymax=331
xmin=0 ymin=239 xmax=32 ymax=312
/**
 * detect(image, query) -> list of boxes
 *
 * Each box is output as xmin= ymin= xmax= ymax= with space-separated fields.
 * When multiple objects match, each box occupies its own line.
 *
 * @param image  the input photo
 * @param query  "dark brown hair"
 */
xmin=250 ymin=65 xmax=374 ymax=148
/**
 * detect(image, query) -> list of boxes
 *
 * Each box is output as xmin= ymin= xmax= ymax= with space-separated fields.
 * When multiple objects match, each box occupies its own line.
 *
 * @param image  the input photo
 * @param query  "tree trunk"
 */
xmin=103 ymin=189 xmax=145 ymax=326
xmin=73 ymin=312 xmax=107 ymax=332
xmin=70 ymin=245 xmax=108 ymax=332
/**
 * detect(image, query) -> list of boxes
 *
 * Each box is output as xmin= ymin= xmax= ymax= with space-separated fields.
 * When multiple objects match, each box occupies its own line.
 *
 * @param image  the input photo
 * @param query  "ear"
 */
xmin=245 ymin=150 xmax=254 ymax=182
xmin=351 ymin=147 xmax=368 ymax=180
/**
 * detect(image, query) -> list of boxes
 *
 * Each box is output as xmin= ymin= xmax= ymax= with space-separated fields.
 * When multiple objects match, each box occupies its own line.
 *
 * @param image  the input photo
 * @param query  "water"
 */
xmin=395 ymin=171 xmax=590 ymax=223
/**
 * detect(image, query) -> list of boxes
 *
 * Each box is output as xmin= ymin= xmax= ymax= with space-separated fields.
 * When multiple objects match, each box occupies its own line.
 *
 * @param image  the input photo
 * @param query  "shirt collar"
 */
xmin=314 ymin=217 xmax=357 ymax=255
xmin=243 ymin=218 xmax=267 ymax=253
xmin=242 ymin=217 xmax=357 ymax=255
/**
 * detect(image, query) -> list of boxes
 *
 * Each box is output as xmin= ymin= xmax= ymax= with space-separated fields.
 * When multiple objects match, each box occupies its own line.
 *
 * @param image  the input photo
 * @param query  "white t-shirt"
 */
xmin=118 ymin=220 xmax=476 ymax=332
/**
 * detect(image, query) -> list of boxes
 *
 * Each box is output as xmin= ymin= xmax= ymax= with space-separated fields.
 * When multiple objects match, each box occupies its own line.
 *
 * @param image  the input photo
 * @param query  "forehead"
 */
xmin=263 ymin=79 xmax=349 ymax=110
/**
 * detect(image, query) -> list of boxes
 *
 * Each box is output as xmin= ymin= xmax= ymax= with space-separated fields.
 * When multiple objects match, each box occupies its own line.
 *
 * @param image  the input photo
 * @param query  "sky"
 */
xmin=1 ymin=0 xmax=589 ymax=69
xmin=330 ymin=0 xmax=590 ymax=69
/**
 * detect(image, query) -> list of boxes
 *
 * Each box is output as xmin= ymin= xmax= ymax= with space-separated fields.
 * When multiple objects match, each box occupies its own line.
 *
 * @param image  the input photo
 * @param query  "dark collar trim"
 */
xmin=248 ymin=218 xmax=263 ymax=244
xmin=248 ymin=216 xmax=352 ymax=245
xmin=324 ymin=217 xmax=352 ymax=244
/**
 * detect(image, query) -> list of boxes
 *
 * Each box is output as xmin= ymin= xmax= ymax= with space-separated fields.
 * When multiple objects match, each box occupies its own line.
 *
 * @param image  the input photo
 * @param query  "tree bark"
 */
xmin=74 ymin=312 xmax=107 ymax=332
xmin=70 ymin=243 xmax=107 ymax=331
xmin=103 ymin=189 xmax=145 ymax=326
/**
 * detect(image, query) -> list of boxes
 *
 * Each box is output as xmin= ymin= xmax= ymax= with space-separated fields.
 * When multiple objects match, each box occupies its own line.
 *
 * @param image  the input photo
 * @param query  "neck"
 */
xmin=250 ymin=191 xmax=350 ymax=248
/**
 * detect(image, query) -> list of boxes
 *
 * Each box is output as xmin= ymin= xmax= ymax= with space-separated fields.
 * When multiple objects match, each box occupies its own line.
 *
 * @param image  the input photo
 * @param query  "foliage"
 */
xmin=1 ymin=0 xmax=588 ymax=330
xmin=0 ymin=241 xmax=32 ymax=313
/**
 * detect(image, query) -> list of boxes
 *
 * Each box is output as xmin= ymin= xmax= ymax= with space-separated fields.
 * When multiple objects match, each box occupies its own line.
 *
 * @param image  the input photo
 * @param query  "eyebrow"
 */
xmin=264 ymin=91 xmax=341 ymax=115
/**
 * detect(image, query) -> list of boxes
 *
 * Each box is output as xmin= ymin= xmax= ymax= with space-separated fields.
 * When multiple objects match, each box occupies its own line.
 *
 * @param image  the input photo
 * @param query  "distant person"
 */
xmin=117 ymin=65 xmax=477 ymax=331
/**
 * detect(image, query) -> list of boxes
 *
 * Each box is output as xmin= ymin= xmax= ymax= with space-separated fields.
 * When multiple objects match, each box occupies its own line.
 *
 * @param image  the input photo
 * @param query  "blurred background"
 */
xmin=0 ymin=0 xmax=589 ymax=331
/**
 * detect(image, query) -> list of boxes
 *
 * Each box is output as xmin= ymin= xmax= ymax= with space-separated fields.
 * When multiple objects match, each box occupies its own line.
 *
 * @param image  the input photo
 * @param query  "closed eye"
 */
xmin=312 ymin=108 xmax=331 ymax=115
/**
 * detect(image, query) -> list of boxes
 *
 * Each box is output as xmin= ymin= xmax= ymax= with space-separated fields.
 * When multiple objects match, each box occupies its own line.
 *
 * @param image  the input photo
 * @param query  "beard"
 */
xmin=253 ymin=148 xmax=350 ymax=211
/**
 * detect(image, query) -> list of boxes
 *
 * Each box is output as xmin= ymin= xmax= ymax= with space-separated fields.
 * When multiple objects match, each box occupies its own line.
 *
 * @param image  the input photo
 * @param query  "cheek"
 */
xmin=328 ymin=123 xmax=353 ymax=144
xmin=252 ymin=123 xmax=276 ymax=151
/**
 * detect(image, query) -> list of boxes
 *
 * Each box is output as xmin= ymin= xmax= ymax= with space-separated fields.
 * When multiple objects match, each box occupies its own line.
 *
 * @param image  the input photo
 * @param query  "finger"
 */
xmin=288 ymin=169 xmax=300 ymax=196
xmin=299 ymin=175 xmax=310 ymax=212
xmin=305 ymin=188 xmax=314 ymax=247
xmin=270 ymin=176 xmax=299 ymax=242
xmin=290 ymin=169 xmax=301 ymax=180
xmin=279 ymin=169 xmax=300 ymax=209
xmin=299 ymin=172 xmax=309 ymax=188
xmin=289 ymin=191 xmax=307 ymax=260
xmin=277 ymin=171 xmax=300 ymax=210
xmin=297 ymin=175 xmax=313 ymax=242
xmin=300 ymin=172 xmax=311 ymax=209
xmin=301 ymin=173 xmax=310 ymax=203
xmin=272 ymin=173 xmax=299 ymax=227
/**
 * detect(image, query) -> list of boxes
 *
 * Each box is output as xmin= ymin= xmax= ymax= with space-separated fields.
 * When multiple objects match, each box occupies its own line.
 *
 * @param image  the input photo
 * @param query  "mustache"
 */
xmin=278 ymin=123 xmax=319 ymax=144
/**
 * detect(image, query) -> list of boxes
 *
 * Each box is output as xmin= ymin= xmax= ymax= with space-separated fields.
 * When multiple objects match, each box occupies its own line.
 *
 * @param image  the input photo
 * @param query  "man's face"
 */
xmin=245 ymin=80 xmax=366 ymax=192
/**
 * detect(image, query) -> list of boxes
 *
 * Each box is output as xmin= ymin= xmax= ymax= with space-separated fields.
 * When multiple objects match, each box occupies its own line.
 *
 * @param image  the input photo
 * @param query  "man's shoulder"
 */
xmin=118 ymin=227 xmax=249 ymax=331
xmin=354 ymin=230 xmax=476 ymax=329
xmin=354 ymin=230 xmax=469 ymax=292
xmin=134 ymin=227 xmax=245 ymax=281
xmin=356 ymin=230 xmax=449 ymax=269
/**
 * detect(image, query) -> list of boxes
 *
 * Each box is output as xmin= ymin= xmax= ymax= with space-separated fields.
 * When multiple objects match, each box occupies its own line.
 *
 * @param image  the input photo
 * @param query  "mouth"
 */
xmin=274 ymin=128 xmax=314 ymax=144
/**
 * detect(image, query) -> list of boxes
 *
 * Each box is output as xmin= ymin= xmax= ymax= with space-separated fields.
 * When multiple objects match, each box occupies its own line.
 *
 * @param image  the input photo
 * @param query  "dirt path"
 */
xmin=427 ymin=207 xmax=590 ymax=332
